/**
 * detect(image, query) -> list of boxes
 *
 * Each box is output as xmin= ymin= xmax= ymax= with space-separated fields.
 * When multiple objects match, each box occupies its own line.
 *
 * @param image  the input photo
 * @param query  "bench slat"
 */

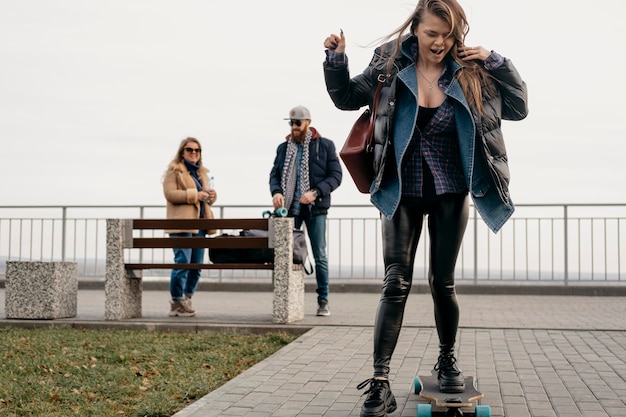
xmin=124 ymin=263 xmax=274 ymax=270
xmin=131 ymin=236 xmax=269 ymax=249
xmin=132 ymin=218 xmax=269 ymax=230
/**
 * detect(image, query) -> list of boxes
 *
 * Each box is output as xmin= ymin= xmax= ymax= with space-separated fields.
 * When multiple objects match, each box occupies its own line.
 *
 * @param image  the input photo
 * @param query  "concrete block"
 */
xmin=271 ymin=217 xmax=304 ymax=324
xmin=105 ymin=219 xmax=142 ymax=320
xmin=5 ymin=261 xmax=78 ymax=319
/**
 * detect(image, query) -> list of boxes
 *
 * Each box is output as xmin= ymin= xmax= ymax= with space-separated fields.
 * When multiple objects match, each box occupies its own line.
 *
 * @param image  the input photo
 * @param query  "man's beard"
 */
xmin=291 ymin=129 xmax=307 ymax=143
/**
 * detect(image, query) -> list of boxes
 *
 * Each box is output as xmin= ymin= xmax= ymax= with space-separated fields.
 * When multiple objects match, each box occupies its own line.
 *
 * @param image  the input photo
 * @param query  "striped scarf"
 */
xmin=281 ymin=130 xmax=312 ymax=212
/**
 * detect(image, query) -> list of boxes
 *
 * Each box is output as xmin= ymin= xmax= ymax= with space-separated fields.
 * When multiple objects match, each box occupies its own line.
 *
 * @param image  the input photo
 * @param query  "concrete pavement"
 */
xmin=1 ymin=284 xmax=626 ymax=416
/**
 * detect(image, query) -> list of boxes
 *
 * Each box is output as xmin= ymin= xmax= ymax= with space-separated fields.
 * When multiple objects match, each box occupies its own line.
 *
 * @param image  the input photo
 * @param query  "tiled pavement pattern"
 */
xmin=1 ymin=287 xmax=626 ymax=416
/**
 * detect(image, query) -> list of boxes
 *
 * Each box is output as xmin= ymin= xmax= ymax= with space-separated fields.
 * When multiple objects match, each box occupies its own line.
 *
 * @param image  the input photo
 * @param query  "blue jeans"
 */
xmin=294 ymin=213 xmax=329 ymax=303
xmin=169 ymin=231 xmax=206 ymax=301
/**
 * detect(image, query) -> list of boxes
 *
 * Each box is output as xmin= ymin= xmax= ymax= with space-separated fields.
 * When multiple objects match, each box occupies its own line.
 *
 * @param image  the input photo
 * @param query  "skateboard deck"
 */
xmin=413 ymin=370 xmax=490 ymax=416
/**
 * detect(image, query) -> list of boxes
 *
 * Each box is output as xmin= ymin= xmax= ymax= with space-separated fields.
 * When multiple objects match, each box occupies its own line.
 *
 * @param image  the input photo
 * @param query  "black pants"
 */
xmin=373 ymin=193 xmax=469 ymax=378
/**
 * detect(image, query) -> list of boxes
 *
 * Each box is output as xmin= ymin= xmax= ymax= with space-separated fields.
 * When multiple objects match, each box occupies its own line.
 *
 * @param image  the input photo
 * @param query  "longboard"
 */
xmin=413 ymin=370 xmax=490 ymax=416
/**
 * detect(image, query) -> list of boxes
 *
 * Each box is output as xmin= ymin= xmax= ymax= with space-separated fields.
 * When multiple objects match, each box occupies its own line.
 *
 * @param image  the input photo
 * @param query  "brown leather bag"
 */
xmin=339 ymin=77 xmax=384 ymax=193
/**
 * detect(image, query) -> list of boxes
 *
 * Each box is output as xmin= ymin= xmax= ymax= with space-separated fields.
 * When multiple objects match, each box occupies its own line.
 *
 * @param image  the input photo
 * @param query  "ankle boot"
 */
xmin=434 ymin=349 xmax=465 ymax=393
xmin=357 ymin=378 xmax=397 ymax=417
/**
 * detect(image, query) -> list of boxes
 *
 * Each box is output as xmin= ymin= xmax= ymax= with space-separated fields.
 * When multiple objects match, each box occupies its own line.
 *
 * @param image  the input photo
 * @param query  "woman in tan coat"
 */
xmin=162 ymin=137 xmax=217 ymax=317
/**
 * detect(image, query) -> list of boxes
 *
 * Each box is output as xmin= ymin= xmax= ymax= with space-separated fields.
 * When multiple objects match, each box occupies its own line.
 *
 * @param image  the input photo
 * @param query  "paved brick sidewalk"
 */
xmin=170 ymin=292 xmax=626 ymax=417
xmin=2 ymin=289 xmax=626 ymax=416
xmin=173 ymin=326 xmax=626 ymax=417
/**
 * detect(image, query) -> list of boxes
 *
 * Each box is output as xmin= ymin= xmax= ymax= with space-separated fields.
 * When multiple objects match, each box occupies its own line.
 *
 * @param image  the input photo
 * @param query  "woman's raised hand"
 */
xmin=324 ymin=30 xmax=345 ymax=53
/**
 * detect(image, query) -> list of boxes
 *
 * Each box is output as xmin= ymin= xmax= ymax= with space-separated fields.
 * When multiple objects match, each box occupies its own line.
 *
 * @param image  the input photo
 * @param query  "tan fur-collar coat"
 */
xmin=162 ymin=161 xmax=216 ymax=233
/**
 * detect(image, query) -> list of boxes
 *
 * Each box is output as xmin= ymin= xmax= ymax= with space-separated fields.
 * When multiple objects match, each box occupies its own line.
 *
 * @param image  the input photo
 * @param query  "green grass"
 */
xmin=0 ymin=327 xmax=297 ymax=416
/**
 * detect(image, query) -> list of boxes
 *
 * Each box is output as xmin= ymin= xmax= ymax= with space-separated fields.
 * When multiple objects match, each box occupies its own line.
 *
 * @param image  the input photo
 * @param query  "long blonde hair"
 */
xmin=380 ymin=0 xmax=495 ymax=112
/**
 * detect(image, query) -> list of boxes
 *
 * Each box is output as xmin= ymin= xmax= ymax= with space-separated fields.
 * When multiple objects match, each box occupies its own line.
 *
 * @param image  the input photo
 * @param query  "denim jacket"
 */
xmin=324 ymin=35 xmax=528 ymax=232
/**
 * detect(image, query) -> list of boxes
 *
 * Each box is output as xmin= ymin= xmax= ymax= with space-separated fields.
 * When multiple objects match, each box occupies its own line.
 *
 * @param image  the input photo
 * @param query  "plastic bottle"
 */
xmin=208 ymin=176 xmax=215 ymax=191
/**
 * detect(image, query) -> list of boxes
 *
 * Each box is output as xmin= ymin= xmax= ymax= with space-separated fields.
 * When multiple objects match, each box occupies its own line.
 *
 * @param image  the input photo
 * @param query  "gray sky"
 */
xmin=1 ymin=0 xmax=624 ymax=208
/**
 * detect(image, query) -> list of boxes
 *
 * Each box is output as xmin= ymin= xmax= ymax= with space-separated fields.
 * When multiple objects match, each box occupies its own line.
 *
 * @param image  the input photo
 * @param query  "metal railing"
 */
xmin=1 ymin=204 xmax=625 ymax=284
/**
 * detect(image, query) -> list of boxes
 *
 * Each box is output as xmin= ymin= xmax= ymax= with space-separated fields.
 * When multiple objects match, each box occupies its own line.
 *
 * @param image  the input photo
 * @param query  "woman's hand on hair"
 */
xmin=458 ymin=45 xmax=490 ymax=62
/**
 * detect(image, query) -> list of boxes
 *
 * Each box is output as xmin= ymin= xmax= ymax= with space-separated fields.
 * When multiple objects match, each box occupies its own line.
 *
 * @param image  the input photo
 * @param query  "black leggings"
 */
xmin=373 ymin=193 xmax=469 ymax=378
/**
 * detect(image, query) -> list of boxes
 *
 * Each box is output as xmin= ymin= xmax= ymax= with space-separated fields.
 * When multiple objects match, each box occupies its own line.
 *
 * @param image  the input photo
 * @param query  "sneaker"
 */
xmin=316 ymin=300 xmax=330 ymax=316
xmin=168 ymin=300 xmax=196 ymax=317
xmin=183 ymin=295 xmax=194 ymax=311
xmin=434 ymin=352 xmax=465 ymax=393
xmin=357 ymin=378 xmax=397 ymax=417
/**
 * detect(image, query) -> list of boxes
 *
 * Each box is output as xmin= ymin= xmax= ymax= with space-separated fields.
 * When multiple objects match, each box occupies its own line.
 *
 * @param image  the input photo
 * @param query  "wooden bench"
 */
xmin=105 ymin=217 xmax=304 ymax=323
xmin=126 ymin=218 xmax=276 ymax=272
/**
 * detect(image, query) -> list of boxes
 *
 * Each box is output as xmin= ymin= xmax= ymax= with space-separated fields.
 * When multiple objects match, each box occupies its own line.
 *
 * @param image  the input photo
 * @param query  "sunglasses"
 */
xmin=288 ymin=119 xmax=303 ymax=127
xmin=184 ymin=147 xmax=201 ymax=154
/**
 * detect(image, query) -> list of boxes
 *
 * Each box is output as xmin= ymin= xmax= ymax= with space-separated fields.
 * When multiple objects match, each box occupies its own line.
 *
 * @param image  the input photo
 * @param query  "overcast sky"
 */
xmin=1 ymin=0 xmax=625 ymax=209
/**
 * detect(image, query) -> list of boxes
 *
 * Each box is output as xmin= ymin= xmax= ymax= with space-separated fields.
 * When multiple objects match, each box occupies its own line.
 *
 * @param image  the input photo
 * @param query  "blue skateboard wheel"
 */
xmin=475 ymin=404 xmax=491 ymax=417
xmin=416 ymin=403 xmax=432 ymax=417
xmin=413 ymin=376 xmax=422 ymax=394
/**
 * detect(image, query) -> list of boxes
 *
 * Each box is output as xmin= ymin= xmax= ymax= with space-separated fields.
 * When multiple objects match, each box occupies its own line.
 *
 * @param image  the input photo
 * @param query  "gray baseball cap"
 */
xmin=284 ymin=105 xmax=311 ymax=120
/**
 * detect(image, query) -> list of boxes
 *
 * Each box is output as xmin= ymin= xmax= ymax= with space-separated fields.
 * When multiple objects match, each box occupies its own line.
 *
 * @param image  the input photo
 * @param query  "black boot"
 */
xmin=434 ymin=350 xmax=465 ymax=393
xmin=357 ymin=378 xmax=397 ymax=417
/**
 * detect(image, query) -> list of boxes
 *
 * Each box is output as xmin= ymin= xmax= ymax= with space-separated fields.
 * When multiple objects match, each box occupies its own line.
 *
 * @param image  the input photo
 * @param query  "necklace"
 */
xmin=416 ymin=67 xmax=442 ymax=91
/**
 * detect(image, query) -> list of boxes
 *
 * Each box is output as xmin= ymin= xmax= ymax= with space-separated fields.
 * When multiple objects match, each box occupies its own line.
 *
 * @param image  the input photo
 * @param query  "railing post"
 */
xmin=473 ymin=206 xmax=478 ymax=284
xmin=564 ymin=205 xmax=569 ymax=285
xmin=139 ymin=207 xmax=144 ymax=265
xmin=61 ymin=206 xmax=67 ymax=261
xmin=217 ymin=206 xmax=226 ymax=282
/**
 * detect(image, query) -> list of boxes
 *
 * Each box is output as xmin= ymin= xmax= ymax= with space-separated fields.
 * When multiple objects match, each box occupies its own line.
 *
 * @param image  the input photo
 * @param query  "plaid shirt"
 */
xmin=401 ymin=90 xmax=467 ymax=197
xmin=401 ymin=50 xmax=504 ymax=197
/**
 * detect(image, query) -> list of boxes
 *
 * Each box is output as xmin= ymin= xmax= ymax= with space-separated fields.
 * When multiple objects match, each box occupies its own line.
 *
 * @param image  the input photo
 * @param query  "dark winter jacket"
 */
xmin=269 ymin=127 xmax=343 ymax=215
xmin=324 ymin=35 xmax=528 ymax=232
